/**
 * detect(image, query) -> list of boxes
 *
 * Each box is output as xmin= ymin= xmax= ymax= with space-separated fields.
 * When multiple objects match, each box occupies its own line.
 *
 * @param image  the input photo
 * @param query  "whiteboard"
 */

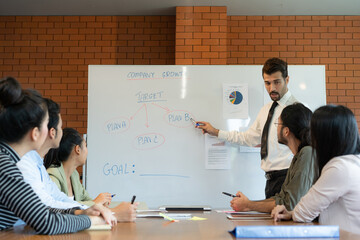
xmin=87 ymin=65 xmax=325 ymax=209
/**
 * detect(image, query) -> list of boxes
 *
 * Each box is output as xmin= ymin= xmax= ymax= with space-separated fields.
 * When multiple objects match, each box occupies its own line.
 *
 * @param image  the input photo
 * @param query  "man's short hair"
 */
xmin=262 ymin=58 xmax=288 ymax=79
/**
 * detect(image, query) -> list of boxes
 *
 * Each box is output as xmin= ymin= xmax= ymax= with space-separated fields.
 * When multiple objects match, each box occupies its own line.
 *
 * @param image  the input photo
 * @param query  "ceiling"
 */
xmin=1 ymin=0 xmax=360 ymax=16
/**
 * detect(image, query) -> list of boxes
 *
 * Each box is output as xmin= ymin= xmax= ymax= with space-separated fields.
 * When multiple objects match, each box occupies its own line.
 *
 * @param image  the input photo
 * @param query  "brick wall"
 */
xmin=0 ymin=16 xmax=175 ymax=133
xmin=227 ymin=16 xmax=360 ymax=125
xmin=176 ymin=6 xmax=227 ymax=65
xmin=1 ymin=14 xmax=360 ymax=128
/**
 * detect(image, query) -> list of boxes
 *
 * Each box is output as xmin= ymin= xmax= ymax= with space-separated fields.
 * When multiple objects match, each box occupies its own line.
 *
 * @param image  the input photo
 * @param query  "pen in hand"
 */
xmin=131 ymin=195 xmax=136 ymax=204
xmin=190 ymin=117 xmax=204 ymax=127
xmin=222 ymin=192 xmax=236 ymax=198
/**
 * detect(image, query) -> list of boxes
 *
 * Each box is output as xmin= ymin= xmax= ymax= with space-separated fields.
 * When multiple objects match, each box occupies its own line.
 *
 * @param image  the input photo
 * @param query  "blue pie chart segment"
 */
xmin=229 ymin=91 xmax=243 ymax=105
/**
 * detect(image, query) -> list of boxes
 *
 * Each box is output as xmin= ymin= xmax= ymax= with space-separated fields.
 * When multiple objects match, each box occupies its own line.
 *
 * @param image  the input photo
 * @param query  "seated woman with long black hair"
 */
xmin=44 ymin=128 xmax=112 ymax=207
xmin=0 ymin=77 xmax=116 ymax=234
xmin=44 ymin=127 xmax=136 ymax=222
xmin=272 ymin=105 xmax=360 ymax=234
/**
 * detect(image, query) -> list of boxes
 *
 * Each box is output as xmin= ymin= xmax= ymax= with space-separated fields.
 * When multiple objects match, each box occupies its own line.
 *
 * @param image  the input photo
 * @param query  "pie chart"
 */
xmin=229 ymin=91 xmax=243 ymax=105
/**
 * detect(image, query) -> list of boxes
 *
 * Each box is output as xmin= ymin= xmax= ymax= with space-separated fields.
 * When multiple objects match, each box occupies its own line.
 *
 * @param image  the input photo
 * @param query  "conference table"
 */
xmin=1 ymin=211 xmax=359 ymax=240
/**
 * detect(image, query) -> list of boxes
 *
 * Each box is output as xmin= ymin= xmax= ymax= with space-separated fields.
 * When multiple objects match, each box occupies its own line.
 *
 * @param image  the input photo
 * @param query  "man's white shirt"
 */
xmin=218 ymin=91 xmax=298 ymax=172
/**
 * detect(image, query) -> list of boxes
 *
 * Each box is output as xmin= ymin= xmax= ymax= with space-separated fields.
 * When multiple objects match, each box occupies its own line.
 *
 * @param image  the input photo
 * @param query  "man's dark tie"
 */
xmin=260 ymin=101 xmax=278 ymax=160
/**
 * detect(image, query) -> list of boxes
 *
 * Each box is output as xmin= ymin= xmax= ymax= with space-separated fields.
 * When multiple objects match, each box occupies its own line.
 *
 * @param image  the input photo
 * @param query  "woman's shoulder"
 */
xmin=46 ymin=165 xmax=62 ymax=176
xmin=71 ymin=169 xmax=80 ymax=178
xmin=326 ymin=154 xmax=360 ymax=169
xmin=0 ymin=149 xmax=22 ymax=178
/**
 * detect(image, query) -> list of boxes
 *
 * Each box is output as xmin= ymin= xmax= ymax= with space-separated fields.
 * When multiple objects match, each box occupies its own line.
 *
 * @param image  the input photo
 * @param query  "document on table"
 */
xmin=229 ymin=211 xmax=269 ymax=215
xmin=86 ymin=224 xmax=112 ymax=231
xmin=226 ymin=213 xmax=272 ymax=220
xmin=136 ymin=209 xmax=163 ymax=213
xmin=137 ymin=213 xmax=192 ymax=220
xmin=205 ymin=134 xmax=231 ymax=169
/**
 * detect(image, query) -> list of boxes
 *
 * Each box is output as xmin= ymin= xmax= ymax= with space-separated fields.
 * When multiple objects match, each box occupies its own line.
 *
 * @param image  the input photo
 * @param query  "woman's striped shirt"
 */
xmin=0 ymin=142 xmax=91 ymax=234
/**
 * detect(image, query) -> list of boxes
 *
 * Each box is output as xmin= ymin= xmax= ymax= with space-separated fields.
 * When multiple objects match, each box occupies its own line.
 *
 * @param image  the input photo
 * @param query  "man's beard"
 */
xmin=278 ymin=129 xmax=287 ymax=145
xmin=270 ymin=91 xmax=280 ymax=101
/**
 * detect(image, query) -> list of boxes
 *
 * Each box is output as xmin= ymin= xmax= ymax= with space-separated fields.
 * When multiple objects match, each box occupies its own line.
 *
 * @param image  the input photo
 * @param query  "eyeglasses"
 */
xmin=274 ymin=121 xmax=283 ymax=126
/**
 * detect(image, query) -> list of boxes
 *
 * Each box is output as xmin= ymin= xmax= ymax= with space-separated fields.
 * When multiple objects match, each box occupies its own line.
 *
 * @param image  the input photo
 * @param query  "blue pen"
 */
xmin=190 ymin=118 xmax=204 ymax=127
xmin=111 ymin=194 xmax=116 ymax=198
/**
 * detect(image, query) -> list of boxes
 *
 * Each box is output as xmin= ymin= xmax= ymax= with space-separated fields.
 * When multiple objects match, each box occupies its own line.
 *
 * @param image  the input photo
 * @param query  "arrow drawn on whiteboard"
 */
xmin=151 ymin=103 xmax=171 ymax=112
xmin=130 ymin=103 xmax=150 ymax=128
xmin=130 ymin=103 xmax=146 ymax=120
xmin=144 ymin=104 xmax=149 ymax=128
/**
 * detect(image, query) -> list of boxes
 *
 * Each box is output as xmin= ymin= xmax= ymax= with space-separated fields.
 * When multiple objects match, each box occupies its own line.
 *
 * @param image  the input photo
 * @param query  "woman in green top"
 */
xmin=45 ymin=128 xmax=112 ymax=207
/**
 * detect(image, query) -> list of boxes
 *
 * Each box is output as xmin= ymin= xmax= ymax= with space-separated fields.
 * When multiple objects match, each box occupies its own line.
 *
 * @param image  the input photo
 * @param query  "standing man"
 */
xmin=197 ymin=58 xmax=298 ymax=198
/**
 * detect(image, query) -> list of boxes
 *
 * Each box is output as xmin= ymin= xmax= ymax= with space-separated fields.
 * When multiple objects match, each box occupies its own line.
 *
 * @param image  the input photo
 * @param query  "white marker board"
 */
xmin=87 ymin=65 xmax=325 ymax=208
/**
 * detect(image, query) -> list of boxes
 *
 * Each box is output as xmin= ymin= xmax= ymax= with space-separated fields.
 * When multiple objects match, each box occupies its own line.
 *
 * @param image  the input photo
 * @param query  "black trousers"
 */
xmin=265 ymin=169 xmax=288 ymax=199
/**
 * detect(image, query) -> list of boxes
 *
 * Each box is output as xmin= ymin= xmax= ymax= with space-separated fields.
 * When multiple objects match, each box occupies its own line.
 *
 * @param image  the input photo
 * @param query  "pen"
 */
xmin=190 ymin=117 xmax=198 ymax=126
xmin=190 ymin=117 xmax=204 ymax=127
xmin=111 ymin=194 xmax=116 ymax=198
xmin=131 ymin=195 xmax=136 ymax=204
xmin=222 ymin=192 xmax=236 ymax=198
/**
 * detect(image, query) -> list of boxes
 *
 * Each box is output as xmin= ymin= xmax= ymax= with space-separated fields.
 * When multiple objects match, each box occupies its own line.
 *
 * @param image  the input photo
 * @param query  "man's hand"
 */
xmin=230 ymin=191 xmax=251 ymax=212
xmin=111 ymin=202 xmax=138 ymax=222
xmin=271 ymin=205 xmax=292 ymax=222
xmin=196 ymin=121 xmax=219 ymax=136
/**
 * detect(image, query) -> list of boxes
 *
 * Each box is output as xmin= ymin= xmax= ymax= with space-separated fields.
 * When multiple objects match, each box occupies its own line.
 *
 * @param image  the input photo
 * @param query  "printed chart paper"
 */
xmin=223 ymin=83 xmax=248 ymax=119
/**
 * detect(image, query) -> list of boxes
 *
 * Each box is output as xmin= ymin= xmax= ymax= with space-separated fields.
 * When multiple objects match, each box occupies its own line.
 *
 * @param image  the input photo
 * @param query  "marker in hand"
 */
xmin=131 ymin=195 xmax=136 ymax=204
xmin=222 ymin=192 xmax=236 ymax=198
xmin=190 ymin=118 xmax=204 ymax=127
xmin=111 ymin=194 xmax=116 ymax=198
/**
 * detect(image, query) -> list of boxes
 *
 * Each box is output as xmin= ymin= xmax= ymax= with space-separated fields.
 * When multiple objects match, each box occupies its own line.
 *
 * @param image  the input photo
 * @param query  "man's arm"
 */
xmin=246 ymin=199 xmax=276 ymax=213
xmin=195 ymin=121 xmax=219 ymax=136
xmin=197 ymin=108 xmax=264 ymax=147
xmin=230 ymin=191 xmax=276 ymax=213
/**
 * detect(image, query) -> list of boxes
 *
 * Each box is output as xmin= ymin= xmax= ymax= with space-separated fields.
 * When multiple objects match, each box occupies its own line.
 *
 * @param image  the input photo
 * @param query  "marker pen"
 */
xmin=190 ymin=117 xmax=204 ymax=127
xmin=222 ymin=192 xmax=236 ymax=198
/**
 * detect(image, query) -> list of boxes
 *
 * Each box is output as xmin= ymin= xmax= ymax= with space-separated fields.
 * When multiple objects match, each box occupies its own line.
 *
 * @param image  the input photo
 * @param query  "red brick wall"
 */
xmin=227 ymin=15 xmax=360 ymax=124
xmin=176 ymin=6 xmax=227 ymax=65
xmin=0 ymin=16 xmax=175 ymax=133
xmin=1 ymin=14 xmax=360 ymax=129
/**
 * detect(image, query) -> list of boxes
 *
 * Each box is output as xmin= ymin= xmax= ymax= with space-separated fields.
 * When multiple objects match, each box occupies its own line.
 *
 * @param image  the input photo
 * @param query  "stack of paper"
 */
xmin=86 ymin=224 xmax=112 ymax=231
xmin=137 ymin=213 xmax=192 ymax=220
xmin=226 ymin=212 xmax=272 ymax=220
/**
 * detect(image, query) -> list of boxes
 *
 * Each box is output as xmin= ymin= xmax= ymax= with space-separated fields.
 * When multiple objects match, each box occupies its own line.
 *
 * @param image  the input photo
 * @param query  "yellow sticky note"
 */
xmin=190 ymin=216 xmax=207 ymax=221
xmin=159 ymin=213 xmax=174 ymax=221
